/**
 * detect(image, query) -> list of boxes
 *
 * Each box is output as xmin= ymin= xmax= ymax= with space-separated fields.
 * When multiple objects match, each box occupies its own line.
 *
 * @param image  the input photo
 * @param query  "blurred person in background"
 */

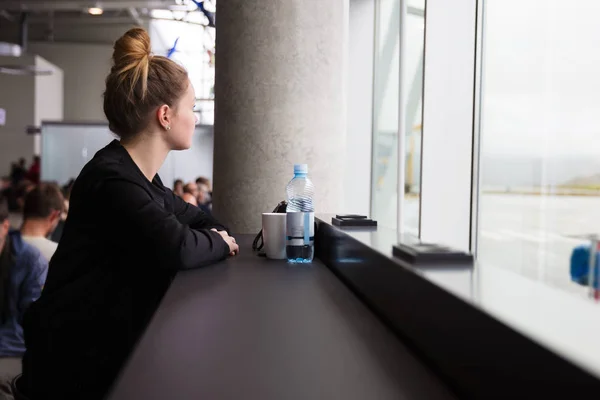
xmin=7 ymin=166 xmax=16 ymax=188
xmin=20 ymin=184 xmax=64 ymax=262
xmin=0 ymin=178 xmax=11 ymax=209
xmin=195 ymin=176 xmax=212 ymax=203
xmin=0 ymin=178 xmax=10 ymax=193
xmin=9 ymin=160 xmax=26 ymax=187
xmin=182 ymin=182 xmax=198 ymax=206
xmin=196 ymin=180 xmax=211 ymax=207
xmin=50 ymin=180 xmax=74 ymax=244
xmin=195 ymin=176 xmax=211 ymax=192
xmin=8 ymin=182 xmax=35 ymax=230
xmin=173 ymin=179 xmax=184 ymax=197
xmin=0 ymin=195 xmax=48 ymax=398
xmin=184 ymin=182 xmax=212 ymax=215
xmin=26 ymin=157 xmax=41 ymax=185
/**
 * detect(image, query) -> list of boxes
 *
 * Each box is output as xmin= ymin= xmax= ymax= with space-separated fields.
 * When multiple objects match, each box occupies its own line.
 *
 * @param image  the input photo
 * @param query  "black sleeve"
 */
xmin=100 ymin=179 xmax=230 ymax=270
xmin=171 ymin=190 xmax=230 ymax=233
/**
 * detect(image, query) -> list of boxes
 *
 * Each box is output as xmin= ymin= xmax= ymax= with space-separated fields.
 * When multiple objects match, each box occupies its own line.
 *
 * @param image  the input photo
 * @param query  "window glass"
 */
xmin=371 ymin=0 xmax=425 ymax=234
xmin=478 ymin=0 xmax=600 ymax=298
xmin=150 ymin=15 xmax=216 ymax=125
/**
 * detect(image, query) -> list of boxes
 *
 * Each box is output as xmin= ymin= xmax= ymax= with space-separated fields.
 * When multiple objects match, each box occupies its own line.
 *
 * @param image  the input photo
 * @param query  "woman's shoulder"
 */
xmin=80 ymin=140 xmax=141 ymax=183
xmin=69 ymin=141 xmax=147 ymax=202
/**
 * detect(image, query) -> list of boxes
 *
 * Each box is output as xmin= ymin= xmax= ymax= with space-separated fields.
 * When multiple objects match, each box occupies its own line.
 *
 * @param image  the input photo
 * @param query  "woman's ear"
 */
xmin=156 ymin=104 xmax=172 ymax=130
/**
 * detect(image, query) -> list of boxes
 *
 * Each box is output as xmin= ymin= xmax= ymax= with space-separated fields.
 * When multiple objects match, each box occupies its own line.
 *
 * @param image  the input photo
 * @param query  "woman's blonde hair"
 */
xmin=103 ymin=28 xmax=188 ymax=140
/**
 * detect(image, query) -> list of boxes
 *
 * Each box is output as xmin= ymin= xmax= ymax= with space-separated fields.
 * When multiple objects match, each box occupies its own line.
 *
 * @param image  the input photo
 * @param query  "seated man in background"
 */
xmin=20 ymin=184 xmax=64 ymax=262
xmin=182 ymin=182 xmax=199 ymax=206
xmin=0 ymin=195 xmax=47 ymax=397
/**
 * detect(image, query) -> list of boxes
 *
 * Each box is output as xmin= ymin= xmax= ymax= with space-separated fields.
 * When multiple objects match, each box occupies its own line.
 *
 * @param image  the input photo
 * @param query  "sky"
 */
xmin=482 ymin=0 xmax=600 ymax=157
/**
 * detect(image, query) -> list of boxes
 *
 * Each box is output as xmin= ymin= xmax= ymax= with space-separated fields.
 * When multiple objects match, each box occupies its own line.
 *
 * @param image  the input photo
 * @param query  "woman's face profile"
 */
xmin=166 ymin=81 xmax=198 ymax=151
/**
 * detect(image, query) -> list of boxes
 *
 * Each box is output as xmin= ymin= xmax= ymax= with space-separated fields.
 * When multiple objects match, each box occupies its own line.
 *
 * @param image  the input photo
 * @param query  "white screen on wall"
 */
xmin=40 ymin=123 xmax=214 ymax=189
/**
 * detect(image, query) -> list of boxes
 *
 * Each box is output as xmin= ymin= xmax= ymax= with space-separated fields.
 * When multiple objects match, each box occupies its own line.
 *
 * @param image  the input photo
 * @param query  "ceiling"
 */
xmin=0 ymin=1 xmax=215 ymax=44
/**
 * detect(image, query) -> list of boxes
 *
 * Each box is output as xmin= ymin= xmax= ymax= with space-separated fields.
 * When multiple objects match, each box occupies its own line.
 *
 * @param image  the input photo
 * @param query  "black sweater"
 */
xmin=21 ymin=140 xmax=230 ymax=399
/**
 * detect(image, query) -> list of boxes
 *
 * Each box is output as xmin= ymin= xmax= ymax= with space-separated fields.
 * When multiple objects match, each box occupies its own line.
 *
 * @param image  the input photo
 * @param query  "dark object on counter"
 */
xmin=393 ymin=236 xmax=473 ymax=266
xmin=332 ymin=215 xmax=377 ymax=227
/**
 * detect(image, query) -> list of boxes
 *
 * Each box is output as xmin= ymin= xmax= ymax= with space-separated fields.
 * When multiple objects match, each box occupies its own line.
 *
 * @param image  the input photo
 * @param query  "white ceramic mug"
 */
xmin=262 ymin=213 xmax=287 ymax=259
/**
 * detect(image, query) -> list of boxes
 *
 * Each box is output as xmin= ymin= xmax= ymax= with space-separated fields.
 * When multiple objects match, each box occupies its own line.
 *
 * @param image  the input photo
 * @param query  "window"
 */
xmin=371 ymin=0 xmax=425 ymax=234
xmin=477 ymin=0 xmax=600 ymax=298
xmin=150 ymin=16 xmax=216 ymax=124
xmin=364 ymin=0 xmax=600 ymax=379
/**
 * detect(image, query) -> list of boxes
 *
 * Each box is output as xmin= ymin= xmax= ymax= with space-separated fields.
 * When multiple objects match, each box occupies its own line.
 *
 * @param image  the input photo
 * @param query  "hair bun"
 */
xmin=112 ymin=28 xmax=151 ymax=68
xmin=111 ymin=28 xmax=152 ymax=100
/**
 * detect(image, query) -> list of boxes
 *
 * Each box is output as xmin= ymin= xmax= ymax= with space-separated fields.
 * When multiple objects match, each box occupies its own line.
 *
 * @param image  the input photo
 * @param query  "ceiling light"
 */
xmin=88 ymin=7 xmax=103 ymax=16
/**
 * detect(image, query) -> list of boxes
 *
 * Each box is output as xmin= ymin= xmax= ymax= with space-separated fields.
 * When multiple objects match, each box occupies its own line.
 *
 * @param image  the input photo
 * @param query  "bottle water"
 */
xmin=286 ymin=164 xmax=315 ymax=263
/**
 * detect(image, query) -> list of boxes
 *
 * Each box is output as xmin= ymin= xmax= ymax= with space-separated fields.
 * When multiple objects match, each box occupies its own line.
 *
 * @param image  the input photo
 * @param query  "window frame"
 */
xmin=415 ymin=0 xmax=479 ymax=252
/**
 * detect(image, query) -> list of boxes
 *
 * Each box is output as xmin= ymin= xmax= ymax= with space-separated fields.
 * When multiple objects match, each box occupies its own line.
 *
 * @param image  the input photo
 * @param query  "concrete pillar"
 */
xmin=212 ymin=0 xmax=347 ymax=233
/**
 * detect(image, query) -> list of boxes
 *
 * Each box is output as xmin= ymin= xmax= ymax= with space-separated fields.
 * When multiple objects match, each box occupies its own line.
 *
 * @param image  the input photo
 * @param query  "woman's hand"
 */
xmin=211 ymin=229 xmax=239 ymax=256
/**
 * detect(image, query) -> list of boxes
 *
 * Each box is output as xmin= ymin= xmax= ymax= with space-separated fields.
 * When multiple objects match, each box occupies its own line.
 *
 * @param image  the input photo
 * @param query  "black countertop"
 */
xmin=108 ymin=235 xmax=456 ymax=400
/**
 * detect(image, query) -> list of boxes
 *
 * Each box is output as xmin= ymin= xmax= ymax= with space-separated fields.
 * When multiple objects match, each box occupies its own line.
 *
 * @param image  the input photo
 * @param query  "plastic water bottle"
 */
xmin=286 ymin=164 xmax=315 ymax=263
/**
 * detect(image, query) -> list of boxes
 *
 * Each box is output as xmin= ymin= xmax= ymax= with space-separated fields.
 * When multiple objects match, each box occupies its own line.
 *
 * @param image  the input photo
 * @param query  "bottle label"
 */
xmin=286 ymin=212 xmax=315 ymax=246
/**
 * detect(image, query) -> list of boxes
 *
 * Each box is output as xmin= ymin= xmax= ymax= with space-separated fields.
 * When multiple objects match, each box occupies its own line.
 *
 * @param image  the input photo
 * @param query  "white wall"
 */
xmin=29 ymin=42 xmax=112 ymax=122
xmin=0 ymin=55 xmax=62 ymax=175
xmin=34 ymin=56 xmax=64 ymax=154
xmin=0 ymin=55 xmax=36 ymax=177
xmin=34 ymin=56 xmax=64 ymax=125
xmin=344 ymin=0 xmax=375 ymax=215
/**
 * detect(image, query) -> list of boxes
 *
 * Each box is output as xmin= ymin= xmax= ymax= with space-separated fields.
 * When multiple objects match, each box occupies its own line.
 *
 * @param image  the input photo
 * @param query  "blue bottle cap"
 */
xmin=294 ymin=164 xmax=308 ymax=174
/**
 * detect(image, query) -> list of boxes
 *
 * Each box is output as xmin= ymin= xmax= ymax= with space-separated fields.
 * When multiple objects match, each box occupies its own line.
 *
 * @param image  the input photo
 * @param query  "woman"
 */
xmin=20 ymin=28 xmax=238 ymax=399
